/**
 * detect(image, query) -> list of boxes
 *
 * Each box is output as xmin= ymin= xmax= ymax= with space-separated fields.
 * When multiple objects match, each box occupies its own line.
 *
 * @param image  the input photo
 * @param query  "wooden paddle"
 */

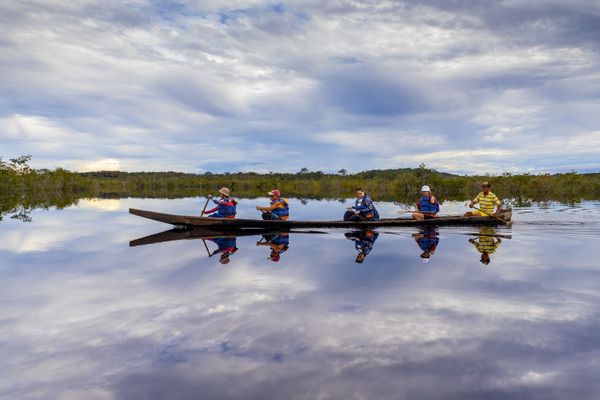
xmin=201 ymin=196 xmax=211 ymax=215
xmin=201 ymin=239 xmax=212 ymax=257
xmin=472 ymin=206 xmax=512 ymax=226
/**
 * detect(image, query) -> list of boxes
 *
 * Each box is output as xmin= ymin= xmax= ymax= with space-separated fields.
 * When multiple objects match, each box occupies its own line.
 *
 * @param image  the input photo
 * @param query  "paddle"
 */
xmin=396 ymin=210 xmax=435 ymax=217
xmin=201 ymin=239 xmax=212 ymax=257
xmin=200 ymin=196 xmax=211 ymax=216
xmin=472 ymin=206 xmax=512 ymax=226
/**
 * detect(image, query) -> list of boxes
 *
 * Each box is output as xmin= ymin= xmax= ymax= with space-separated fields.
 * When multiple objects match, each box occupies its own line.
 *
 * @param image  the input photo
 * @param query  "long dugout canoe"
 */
xmin=129 ymin=208 xmax=512 ymax=229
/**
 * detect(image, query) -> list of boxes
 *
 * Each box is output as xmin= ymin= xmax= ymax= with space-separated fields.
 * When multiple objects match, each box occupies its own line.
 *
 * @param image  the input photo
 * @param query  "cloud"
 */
xmin=0 ymin=0 xmax=599 ymax=173
xmin=2 ymin=203 xmax=600 ymax=399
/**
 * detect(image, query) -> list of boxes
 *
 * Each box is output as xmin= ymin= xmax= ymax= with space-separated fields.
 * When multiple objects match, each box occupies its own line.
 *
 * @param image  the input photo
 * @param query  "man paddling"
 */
xmin=469 ymin=227 xmax=502 ymax=265
xmin=464 ymin=181 xmax=501 ymax=217
xmin=206 ymin=237 xmax=238 ymax=265
xmin=412 ymin=185 xmax=439 ymax=220
xmin=256 ymin=232 xmax=290 ymax=262
xmin=202 ymin=187 xmax=237 ymax=218
xmin=256 ymin=189 xmax=290 ymax=220
xmin=344 ymin=188 xmax=379 ymax=221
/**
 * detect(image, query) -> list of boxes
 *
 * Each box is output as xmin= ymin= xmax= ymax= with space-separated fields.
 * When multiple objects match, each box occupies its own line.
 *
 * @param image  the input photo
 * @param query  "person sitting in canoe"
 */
xmin=412 ymin=185 xmax=440 ymax=220
xmin=345 ymin=229 xmax=379 ymax=263
xmin=202 ymin=187 xmax=237 ymax=218
xmin=464 ymin=181 xmax=501 ymax=217
xmin=413 ymin=226 xmax=439 ymax=263
xmin=256 ymin=189 xmax=290 ymax=220
xmin=469 ymin=227 xmax=502 ymax=265
xmin=256 ymin=232 xmax=290 ymax=262
xmin=344 ymin=188 xmax=379 ymax=221
xmin=206 ymin=236 xmax=238 ymax=265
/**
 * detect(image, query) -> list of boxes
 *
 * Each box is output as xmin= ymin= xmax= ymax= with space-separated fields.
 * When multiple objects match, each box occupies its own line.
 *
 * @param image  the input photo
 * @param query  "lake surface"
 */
xmin=1 ymin=197 xmax=600 ymax=400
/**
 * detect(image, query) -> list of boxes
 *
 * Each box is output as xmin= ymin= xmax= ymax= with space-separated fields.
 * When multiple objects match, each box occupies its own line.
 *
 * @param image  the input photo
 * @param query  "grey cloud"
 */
xmin=319 ymin=65 xmax=432 ymax=116
xmin=0 ymin=0 xmax=599 ymax=173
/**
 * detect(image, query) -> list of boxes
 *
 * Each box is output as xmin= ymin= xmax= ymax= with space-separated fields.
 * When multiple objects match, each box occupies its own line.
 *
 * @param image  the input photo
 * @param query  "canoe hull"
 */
xmin=129 ymin=208 xmax=512 ymax=228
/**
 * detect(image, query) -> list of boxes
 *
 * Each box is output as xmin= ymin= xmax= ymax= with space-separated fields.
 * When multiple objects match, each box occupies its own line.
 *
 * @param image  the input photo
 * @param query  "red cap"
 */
xmin=268 ymin=189 xmax=281 ymax=197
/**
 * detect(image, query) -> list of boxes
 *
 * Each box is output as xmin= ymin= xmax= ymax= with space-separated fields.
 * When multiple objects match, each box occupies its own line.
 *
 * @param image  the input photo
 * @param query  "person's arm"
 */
xmin=493 ymin=195 xmax=502 ymax=215
xmin=257 ymin=201 xmax=283 ymax=212
xmin=469 ymin=194 xmax=480 ymax=208
xmin=362 ymin=198 xmax=375 ymax=212
xmin=354 ymin=201 xmax=369 ymax=212
xmin=203 ymin=206 xmax=219 ymax=214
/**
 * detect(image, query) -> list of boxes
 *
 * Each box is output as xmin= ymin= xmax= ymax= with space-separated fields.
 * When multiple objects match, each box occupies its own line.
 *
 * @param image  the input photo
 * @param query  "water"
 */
xmin=1 ymin=198 xmax=600 ymax=400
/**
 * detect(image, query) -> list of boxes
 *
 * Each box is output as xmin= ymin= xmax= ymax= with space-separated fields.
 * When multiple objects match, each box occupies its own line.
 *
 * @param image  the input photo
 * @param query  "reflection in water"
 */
xmin=6 ymin=199 xmax=600 ymax=399
xmin=412 ymin=226 xmax=439 ymax=263
xmin=345 ymin=229 xmax=379 ymax=263
xmin=256 ymin=232 xmax=290 ymax=262
xmin=204 ymin=236 xmax=238 ymax=265
xmin=468 ymin=227 xmax=503 ymax=265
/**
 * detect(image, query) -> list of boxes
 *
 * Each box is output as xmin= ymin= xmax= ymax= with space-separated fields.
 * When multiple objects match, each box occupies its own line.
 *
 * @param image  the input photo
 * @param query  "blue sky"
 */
xmin=1 ymin=0 xmax=599 ymax=174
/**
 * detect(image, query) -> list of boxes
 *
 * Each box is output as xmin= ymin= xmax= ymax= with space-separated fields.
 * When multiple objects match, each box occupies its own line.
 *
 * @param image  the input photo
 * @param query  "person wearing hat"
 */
xmin=413 ymin=226 xmax=439 ymax=262
xmin=256 ymin=189 xmax=290 ymax=220
xmin=202 ymin=187 xmax=237 ymax=218
xmin=412 ymin=185 xmax=440 ymax=220
xmin=343 ymin=188 xmax=380 ymax=221
xmin=469 ymin=227 xmax=502 ymax=265
xmin=206 ymin=236 xmax=238 ymax=265
xmin=256 ymin=232 xmax=290 ymax=262
xmin=464 ymin=181 xmax=501 ymax=217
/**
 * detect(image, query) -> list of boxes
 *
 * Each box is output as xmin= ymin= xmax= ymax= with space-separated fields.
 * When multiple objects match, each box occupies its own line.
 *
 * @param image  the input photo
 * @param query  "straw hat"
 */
xmin=218 ymin=187 xmax=230 ymax=196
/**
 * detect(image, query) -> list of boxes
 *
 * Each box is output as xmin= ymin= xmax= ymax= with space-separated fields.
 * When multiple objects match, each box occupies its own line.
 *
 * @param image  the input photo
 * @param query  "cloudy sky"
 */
xmin=1 ymin=0 xmax=599 ymax=174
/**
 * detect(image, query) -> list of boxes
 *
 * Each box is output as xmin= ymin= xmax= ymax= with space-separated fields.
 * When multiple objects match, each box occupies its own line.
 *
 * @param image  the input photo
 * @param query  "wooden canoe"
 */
xmin=129 ymin=208 xmax=512 ymax=228
xmin=130 ymin=228 xmax=327 ymax=247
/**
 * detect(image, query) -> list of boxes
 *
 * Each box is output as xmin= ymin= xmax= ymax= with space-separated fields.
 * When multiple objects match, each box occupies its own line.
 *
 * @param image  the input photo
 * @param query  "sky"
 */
xmin=1 ymin=0 xmax=599 ymax=174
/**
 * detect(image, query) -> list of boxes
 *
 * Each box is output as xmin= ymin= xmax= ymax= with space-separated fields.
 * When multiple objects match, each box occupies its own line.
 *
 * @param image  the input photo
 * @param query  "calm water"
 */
xmin=1 ymin=198 xmax=600 ymax=400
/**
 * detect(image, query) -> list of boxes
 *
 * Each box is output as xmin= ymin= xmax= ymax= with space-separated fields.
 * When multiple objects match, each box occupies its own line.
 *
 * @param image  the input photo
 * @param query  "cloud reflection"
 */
xmin=1 ymin=199 xmax=600 ymax=399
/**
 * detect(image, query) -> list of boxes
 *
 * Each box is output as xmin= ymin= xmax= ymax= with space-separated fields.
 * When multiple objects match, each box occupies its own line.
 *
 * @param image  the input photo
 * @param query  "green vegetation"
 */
xmin=2 ymin=155 xmax=600 ymax=221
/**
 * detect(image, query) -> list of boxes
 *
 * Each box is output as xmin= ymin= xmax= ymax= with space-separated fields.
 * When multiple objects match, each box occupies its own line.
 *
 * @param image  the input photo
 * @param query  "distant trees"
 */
xmin=1 ymin=155 xmax=600 ymax=223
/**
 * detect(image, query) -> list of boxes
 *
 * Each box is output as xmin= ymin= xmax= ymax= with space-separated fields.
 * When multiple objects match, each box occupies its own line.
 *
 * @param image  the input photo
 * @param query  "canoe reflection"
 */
xmin=412 ymin=226 xmax=439 ymax=263
xmin=468 ymin=226 xmax=503 ymax=265
xmin=344 ymin=229 xmax=379 ymax=263
xmin=130 ymin=228 xmax=318 ymax=264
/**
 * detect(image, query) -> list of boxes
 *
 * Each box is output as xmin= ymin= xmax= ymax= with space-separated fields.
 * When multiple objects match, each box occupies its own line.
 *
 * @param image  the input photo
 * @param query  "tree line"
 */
xmin=2 ymin=155 xmax=599 ymax=221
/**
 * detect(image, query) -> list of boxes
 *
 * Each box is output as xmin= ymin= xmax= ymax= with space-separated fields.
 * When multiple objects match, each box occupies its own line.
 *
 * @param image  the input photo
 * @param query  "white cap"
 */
xmin=421 ymin=185 xmax=431 ymax=192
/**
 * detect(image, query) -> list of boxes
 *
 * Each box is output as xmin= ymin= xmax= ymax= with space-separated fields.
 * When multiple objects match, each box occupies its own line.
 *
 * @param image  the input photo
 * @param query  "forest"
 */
xmin=2 ymin=155 xmax=600 ymax=221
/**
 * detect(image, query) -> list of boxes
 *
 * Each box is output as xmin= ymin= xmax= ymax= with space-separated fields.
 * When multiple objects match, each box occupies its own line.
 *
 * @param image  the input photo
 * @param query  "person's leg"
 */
xmin=413 ymin=212 xmax=424 ymax=220
xmin=344 ymin=211 xmax=355 ymax=221
xmin=262 ymin=211 xmax=281 ymax=220
xmin=348 ymin=214 xmax=366 ymax=221
xmin=209 ymin=212 xmax=225 ymax=218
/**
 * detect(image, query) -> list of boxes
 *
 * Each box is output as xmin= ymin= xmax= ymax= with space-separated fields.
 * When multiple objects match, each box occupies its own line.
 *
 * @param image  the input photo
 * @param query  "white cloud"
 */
xmin=0 ymin=0 xmax=599 ymax=173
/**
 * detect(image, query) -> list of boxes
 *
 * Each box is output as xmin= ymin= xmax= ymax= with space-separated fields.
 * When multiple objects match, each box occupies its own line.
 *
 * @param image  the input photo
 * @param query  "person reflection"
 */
xmin=412 ymin=226 xmax=439 ymax=263
xmin=256 ymin=232 xmax=290 ymax=262
xmin=205 ymin=236 xmax=238 ymax=265
xmin=469 ymin=227 xmax=502 ymax=266
xmin=345 ymin=229 xmax=379 ymax=263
